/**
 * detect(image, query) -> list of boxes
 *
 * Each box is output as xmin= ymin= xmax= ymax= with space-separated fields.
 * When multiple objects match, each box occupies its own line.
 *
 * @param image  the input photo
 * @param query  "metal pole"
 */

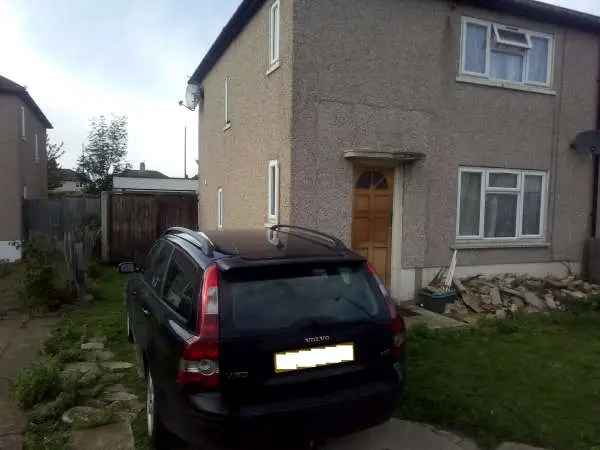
xmin=184 ymin=126 xmax=188 ymax=179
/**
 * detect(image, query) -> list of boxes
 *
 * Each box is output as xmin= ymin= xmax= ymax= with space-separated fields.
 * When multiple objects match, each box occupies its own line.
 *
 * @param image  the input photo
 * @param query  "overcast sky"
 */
xmin=1 ymin=0 xmax=599 ymax=177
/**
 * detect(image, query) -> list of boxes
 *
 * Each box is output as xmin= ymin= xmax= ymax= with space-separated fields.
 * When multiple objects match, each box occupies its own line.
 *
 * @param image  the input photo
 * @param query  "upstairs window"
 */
xmin=269 ymin=0 xmax=280 ymax=66
xmin=457 ymin=167 xmax=547 ymax=240
xmin=267 ymin=160 xmax=279 ymax=223
xmin=20 ymin=106 xmax=26 ymax=140
xmin=34 ymin=134 xmax=39 ymax=163
xmin=224 ymin=76 xmax=231 ymax=128
xmin=217 ymin=187 xmax=224 ymax=229
xmin=461 ymin=17 xmax=554 ymax=88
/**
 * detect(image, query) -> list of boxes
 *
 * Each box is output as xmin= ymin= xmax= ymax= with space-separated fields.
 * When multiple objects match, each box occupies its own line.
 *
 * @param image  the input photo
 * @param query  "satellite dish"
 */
xmin=573 ymin=130 xmax=600 ymax=156
xmin=182 ymin=82 xmax=202 ymax=111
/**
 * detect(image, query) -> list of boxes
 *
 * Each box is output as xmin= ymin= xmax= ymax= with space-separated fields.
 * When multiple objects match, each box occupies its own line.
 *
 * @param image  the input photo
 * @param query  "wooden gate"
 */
xmin=108 ymin=193 xmax=197 ymax=263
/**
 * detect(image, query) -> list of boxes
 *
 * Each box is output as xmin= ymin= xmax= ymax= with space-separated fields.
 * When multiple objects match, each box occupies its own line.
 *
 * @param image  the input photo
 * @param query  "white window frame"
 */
xmin=224 ymin=76 xmax=231 ymax=129
xmin=493 ymin=24 xmax=531 ymax=49
xmin=460 ymin=17 xmax=554 ymax=89
xmin=269 ymin=0 xmax=280 ymax=67
xmin=217 ymin=187 xmax=224 ymax=229
xmin=20 ymin=106 xmax=26 ymax=140
xmin=34 ymin=133 xmax=40 ymax=163
xmin=267 ymin=160 xmax=279 ymax=223
xmin=456 ymin=167 xmax=547 ymax=240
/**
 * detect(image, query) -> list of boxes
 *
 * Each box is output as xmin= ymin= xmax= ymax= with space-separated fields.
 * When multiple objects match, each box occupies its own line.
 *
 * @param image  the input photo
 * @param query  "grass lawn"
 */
xmin=25 ymin=264 xmax=151 ymax=450
xmin=29 ymin=264 xmax=600 ymax=450
xmin=396 ymin=309 xmax=600 ymax=450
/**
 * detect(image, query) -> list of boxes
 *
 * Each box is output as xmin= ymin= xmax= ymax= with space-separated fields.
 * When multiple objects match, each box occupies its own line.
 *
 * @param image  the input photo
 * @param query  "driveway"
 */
xmin=0 ymin=311 xmax=60 ymax=450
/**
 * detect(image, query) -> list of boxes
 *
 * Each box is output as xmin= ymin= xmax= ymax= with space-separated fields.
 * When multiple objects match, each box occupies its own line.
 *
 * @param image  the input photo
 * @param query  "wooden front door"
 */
xmin=351 ymin=169 xmax=394 ymax=286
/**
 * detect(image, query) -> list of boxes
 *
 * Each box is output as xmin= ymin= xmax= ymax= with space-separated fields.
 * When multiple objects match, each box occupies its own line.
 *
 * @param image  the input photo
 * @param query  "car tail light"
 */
xmin=367 ymin=262 xmax=405 ymax=359
xmin=177 ymin=264 xmax=220 ymax=389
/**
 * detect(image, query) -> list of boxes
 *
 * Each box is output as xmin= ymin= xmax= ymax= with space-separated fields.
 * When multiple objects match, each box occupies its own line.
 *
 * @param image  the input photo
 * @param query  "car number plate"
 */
xmin=274 ymin=343 xmax=354 ymax=373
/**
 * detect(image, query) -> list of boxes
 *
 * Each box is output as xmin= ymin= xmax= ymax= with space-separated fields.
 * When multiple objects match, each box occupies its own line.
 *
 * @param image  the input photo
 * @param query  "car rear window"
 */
xmin=221 ymin=262 xmax=385 ymax=334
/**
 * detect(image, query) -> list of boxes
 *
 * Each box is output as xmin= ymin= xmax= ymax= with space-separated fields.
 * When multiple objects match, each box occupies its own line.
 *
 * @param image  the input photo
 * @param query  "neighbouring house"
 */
xmin=112 ymin=162 xmax=197 ymax=193
xmin=189 ymin=0 xmax=600 ymax=301
xmin=0 ymin=75 xmax=52 ymax=261
xmin=51 ymin=168 xmax=89 ymax=194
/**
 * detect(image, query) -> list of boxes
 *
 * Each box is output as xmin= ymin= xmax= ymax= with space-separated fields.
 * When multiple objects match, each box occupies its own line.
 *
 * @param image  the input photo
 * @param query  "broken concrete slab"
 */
xmin=496 ymin=443 xmax=550 ymax=450
xmin=522 ymin=292 xmax=544 ymax=310
xmin=103 ymin=391 xmax=138 ymax=403
xmin=100 ymin=361 xmax=134 ymax=372
xmin=81 ymin=342 xmax=105 ymax=351
xmin=70 ymin=421 xmax=134 ymax=450
xmin=62 ymin=405 xmax=114 ymax=429
xmin=490 ymin=287 xmax=502 ymax=306
xmin=561 ymin=289 xmax=586 ymax=301
xmin=83 ymin=350 xmax=115 ymax=362
xmin=544 ymin=293 xmax=557 ymax=310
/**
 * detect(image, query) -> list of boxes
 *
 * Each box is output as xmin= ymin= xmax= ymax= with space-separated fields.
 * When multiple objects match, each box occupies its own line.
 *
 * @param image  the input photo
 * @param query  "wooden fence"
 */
xmin=102 ymin=192 xmax=198 ymax=264
xmin=23 ymin=195 xmax=101 ymax=239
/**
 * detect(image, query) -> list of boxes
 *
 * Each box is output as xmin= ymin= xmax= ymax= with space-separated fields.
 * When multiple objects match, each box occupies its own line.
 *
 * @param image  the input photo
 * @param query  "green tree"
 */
xmin=77 ymin=115 xmax=129 ymax=193
xmin=47 ymin=140 xmax=65 ymax=190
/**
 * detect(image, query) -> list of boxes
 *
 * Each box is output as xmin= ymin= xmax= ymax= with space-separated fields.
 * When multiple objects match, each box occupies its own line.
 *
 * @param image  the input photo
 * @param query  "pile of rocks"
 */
xmin=27 ymin=336 xmax=139 ymax=450
xmin=443 ymin=273 xmax=600 ymax=322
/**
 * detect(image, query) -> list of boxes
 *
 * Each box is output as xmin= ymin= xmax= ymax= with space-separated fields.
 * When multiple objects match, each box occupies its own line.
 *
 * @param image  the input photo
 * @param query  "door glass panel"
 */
xmin=355 ymin=172 xmax=372 ymax=189
xmin=150 ymin=243 xmax=173 ymax=295
xmin=484 ymin=193 xmax=518 ymax=237
xmin=162 ymin=250 xmax=198 ymax=321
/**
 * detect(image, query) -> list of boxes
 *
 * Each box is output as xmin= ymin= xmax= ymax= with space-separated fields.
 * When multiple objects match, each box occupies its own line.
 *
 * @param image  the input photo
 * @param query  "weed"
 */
xmin=13 ymin=360 xmax=62 ymax=409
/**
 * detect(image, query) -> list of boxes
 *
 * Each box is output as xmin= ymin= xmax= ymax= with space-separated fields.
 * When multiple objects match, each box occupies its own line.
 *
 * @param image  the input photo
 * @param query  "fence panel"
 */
xmin=108 ymin=193 xmax=198 ymax=263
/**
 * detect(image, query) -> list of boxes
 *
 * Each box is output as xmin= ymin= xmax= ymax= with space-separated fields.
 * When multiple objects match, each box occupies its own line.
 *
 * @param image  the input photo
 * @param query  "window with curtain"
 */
xmin=269 ymin=0 xmax=280 ymax=66
xmin=217 ymin=188 xmax=224 ymax=229
xmin=267 ymin=160 xmax=279 ymax=222
xmin=461 ymin=17 xmax=554 ymax=88
xmin=457 ymin=168 xmax=546 ymax=239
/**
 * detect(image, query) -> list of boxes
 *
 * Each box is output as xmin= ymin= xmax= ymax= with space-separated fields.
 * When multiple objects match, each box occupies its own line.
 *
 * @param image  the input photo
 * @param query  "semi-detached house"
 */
xmin=188 ymin=0 xmax=600 ymax=301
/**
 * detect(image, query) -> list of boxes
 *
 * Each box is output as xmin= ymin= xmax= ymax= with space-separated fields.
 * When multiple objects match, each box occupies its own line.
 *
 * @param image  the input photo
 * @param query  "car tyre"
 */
xmin=126 ymin=310 xmax=134 ymax=343
xmin=146 ymin=370 xmax=169 ymax=449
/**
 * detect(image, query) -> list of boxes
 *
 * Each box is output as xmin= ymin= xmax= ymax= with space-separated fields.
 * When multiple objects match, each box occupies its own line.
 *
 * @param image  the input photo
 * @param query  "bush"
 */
xmin=19 ymin=236 xmax=73 ymax=310
xmin=0 ymin=258 xmax=15 ymax=278
xmin=13 ymin=360 xmax=62 ymax=409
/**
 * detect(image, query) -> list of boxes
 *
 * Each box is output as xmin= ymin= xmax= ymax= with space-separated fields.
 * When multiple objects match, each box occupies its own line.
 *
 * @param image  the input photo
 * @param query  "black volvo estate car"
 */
xmin=122 ymin=225 xmax=406 ymax=449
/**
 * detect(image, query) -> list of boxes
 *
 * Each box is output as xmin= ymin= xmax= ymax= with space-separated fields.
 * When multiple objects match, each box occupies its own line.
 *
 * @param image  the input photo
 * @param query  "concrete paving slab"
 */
xmin=70 ymin=421 xmax=134 ymax=450
xmin=496 ymin=443 xmax=550 ymax=450
xmin=323 ymin=419 xmax=479 ymax=450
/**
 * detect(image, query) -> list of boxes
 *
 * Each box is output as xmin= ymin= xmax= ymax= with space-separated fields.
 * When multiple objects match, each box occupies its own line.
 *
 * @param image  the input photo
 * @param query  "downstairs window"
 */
xmin=457 ymin=168 xmax=547 ymax=239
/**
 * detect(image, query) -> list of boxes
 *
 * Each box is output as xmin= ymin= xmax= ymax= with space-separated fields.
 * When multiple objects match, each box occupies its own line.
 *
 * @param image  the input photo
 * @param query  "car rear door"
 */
xmin=138 ymin=241 xmax=173 ymax=368
xmin=218 ymin=261 xmax=397 ymax=406
xmin=148 ymin=247 xmax=201 ymax=394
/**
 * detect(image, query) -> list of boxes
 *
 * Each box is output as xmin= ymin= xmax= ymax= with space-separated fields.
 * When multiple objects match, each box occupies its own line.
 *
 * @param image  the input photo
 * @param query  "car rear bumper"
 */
xmin=166 ymin=377 xmax=402 ymax=448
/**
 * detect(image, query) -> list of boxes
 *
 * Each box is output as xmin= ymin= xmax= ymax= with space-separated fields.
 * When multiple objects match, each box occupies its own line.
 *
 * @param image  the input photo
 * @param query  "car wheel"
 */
xmin=126 ymin=310 xmax=134 ymax=343
xmin=146 ymin=371 xmax=169 ymax=446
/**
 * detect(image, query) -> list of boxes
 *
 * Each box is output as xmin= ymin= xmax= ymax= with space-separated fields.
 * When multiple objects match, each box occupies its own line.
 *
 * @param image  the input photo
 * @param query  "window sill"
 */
xmin=223 ymin=122 xmax=231 ymax=132
xmin=452 ymin=239 xmax=550 ymax=250
xmin=266 ymin=61 xmax=281 ymax=76
xmin=456 ymin=75 xmax=557 ymax=96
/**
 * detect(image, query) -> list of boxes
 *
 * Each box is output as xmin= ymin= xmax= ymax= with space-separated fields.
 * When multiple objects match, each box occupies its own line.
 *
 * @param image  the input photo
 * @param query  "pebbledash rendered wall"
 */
xmin=289 ymin=0 xmax=600 ymax=300
xmin=196 ymin=0 xmax=294 ymax=231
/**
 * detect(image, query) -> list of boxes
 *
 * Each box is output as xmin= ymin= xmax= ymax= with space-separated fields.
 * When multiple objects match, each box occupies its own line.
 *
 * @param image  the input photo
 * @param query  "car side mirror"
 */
xmin=118 ymin=262 xmax=138 ymax=274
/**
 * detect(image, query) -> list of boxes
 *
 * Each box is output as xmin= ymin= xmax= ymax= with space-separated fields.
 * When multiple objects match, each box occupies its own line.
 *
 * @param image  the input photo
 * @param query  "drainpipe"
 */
xmin=592 ymin=43 xmax=600 ymax=238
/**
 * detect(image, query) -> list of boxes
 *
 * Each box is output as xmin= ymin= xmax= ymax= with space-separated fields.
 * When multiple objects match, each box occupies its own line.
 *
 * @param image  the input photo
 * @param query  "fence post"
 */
xmin=101 ymin=191 xmax=110 ymax=262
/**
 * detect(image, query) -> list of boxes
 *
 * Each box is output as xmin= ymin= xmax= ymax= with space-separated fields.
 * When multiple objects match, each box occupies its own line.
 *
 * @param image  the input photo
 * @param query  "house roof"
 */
xmin=0 ymin=75 xmax=53 ymax=129
xmin=58 ymin=168 xmax=89 ymax=182
xmin=115 ymin=169 xmax=169 ymax=179
xmin=188 ymin=0 xmax=600 ymax=86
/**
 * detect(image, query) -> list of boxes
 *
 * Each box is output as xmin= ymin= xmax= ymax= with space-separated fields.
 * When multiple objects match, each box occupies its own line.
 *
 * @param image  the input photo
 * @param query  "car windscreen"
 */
xmin=221 ymin=262 xmax=386 ymax=334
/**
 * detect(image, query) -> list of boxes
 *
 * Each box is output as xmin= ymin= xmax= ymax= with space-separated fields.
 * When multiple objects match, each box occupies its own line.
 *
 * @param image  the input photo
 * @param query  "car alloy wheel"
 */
xmin=147 ymin=371 xmax=155 ymax=437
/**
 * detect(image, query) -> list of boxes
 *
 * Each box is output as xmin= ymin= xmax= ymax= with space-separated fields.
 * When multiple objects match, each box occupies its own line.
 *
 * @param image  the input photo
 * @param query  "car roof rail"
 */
xmin=269 ymin=224 xmax=347 ymax=251
xmin=163 ymin=227 xmax=215 ymax=257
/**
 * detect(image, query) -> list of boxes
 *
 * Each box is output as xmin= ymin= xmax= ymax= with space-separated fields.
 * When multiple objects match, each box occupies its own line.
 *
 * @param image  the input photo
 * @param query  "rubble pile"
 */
xmin=442 ymin=274 xmax=600 ymax=322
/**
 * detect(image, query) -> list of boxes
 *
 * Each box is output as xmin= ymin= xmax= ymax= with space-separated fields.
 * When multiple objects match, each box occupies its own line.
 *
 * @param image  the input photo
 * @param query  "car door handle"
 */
xmin=141 ymin=307 xmax=150 ymax=317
